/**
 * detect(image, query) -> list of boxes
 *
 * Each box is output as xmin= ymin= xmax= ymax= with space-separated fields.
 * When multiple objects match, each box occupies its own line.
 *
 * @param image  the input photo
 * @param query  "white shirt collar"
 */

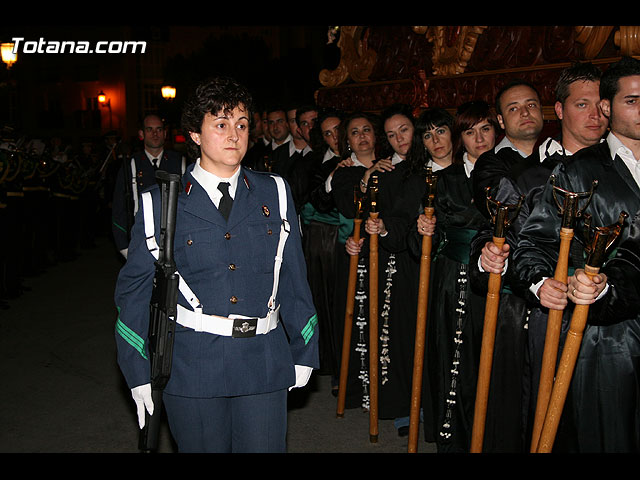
xmin=144 ymin=149 xmax=163 ymax=165
xmin=427 ymin=159 xmax=446 ymax=172
xmin=323 ymin=148 xmax=338 ymax=163
xmin=607 ymin=131 xmax=640 ymax=188
xmin=288 ymin=139 xmax=305 ymax=157
xmin=538 ymin=137 xmax=570 ymax=162
xmin=607 ymin=131 xmax=637 ymax=162
xmin=191 ymin=158 xmax=241 ymax=207
xmin=495 ymin=136 xmax=528 ymax=158
xmin=350 ymin=151 xmax=368 ymax=167
xmin=271 ymin=134 xmax=292 ymax=150
xmin=462 ymin=152 xmax=475 ymax=178
xmin=391 ymin=152 xmax=404 ymax=165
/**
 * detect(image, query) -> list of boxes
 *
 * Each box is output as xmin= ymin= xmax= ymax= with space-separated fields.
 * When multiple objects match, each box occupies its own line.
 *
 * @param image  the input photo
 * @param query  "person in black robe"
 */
xmin=471 ymin=62 xmax=608 ymax=452
xmin=295 ymin=108 xmax=348 ymax=393
xmin=390 ymin=107 xmax=491 ymax=452
xmin=513 ymin=56 xmax=640 ymax=452
xmin=332 ymin=110 xmax=416 ymax=426
xmin=354 ymin=104 xmax=419 ymax=433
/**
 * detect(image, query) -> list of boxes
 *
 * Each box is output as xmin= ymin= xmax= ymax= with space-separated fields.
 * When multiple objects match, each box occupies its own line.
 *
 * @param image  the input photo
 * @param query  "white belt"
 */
xmin=177 ymin=304 xmax=279 ymax=338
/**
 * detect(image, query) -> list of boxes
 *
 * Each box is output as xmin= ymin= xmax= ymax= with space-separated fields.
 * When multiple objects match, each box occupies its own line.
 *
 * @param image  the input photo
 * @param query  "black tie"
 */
xmin=152 ymin=158 xmax=159 ymax=170
xmin=217 ymin=182 xmax=233 ymax=221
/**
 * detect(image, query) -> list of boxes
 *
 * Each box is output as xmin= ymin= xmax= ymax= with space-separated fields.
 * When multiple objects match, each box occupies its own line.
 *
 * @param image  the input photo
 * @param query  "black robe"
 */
xmin=468 ymin=137 xmax=567 ymax=452
xmin=514 ymin=138 xmax=640 ymax=452
xmin=403 ymin=162 xmax=490 ymax=452
xmin=331 ymin=160 xmax=419 ymax=420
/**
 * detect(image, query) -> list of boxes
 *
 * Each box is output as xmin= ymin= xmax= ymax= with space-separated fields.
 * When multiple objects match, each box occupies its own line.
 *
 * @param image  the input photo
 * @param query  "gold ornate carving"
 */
xmin=615 ymin=26 xmax=640 ymax=56
xmin=413 ymin=26 xmax=487 ymax=76
xmin=574 ymin=26 xmax=615 ymax=59
xmin=319 ymin=26 xmax=378 ymax=87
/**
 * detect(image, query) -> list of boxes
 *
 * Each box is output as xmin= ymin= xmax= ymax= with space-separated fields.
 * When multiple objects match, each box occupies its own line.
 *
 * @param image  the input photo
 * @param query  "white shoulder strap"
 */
xmin=141 ymin=191 xmax=201 ymax=310
xmin=267 ymin=174 xmax=290 ymax=312
xmin=130 ymin=157 xmax=139 ymax=216
xmin=140 ymin=175 xmax=290 ymax=314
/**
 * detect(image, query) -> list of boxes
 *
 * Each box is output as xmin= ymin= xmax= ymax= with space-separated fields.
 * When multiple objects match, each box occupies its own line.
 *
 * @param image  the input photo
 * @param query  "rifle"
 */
xmin=138 ymin=170 xmax=182 ymax=453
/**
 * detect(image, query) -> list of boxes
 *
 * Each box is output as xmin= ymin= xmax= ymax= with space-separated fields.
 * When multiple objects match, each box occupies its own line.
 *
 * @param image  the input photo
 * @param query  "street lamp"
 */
xmin=161 ymin=85 xmax=176 ymax=100
xmin=97 ymin=90 xmax=112 ymax=129
xmin=97 ymin=90 xmax=109 ymax=106
xmin=1 ymin=43 xmax=17 ymax=69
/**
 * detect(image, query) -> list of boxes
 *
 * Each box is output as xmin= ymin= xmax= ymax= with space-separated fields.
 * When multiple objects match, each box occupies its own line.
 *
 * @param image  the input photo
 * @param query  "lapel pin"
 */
xmin=262 ymin=205 xmax=270 ymax=217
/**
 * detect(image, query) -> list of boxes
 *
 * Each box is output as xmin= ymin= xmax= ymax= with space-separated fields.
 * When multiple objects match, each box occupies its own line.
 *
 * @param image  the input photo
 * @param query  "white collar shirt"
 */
xmin=607 ymin=131 xmax=640 ymax=189
xmin=191 ymin=158 xmax=241 ymax=208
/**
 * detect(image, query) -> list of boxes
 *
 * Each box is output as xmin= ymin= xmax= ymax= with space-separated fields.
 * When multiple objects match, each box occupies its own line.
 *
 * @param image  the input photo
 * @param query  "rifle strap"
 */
xmin=140 ymin=174 xmax=289 ymax=317
xmin=130 ymin=157 xmax=139 ymax=216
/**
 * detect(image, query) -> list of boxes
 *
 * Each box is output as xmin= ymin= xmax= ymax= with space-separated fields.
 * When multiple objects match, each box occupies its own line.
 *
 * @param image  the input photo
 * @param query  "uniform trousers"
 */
xmin=163 ymin=389 xmax=288 ymax=453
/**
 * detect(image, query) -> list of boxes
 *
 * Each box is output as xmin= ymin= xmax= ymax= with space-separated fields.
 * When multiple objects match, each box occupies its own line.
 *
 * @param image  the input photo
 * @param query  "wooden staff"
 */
xmin=336 ymin=186 xmax=365 ymax=418
xmin=529 ymin=177 xmax=598 ymax=452
xmin=368 ymin=173 xmax=380 ymax=443
xmin=537 ymin=212 xmax=627 ymax=453
xmin=408 ymin=166 xmax=438 ymax=453
xmin=470 ymin=188 xmax=523 ymax=453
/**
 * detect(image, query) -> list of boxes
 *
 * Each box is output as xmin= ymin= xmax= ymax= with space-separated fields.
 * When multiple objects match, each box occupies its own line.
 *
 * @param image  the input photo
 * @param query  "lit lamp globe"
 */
xmin=1 ymin=43 xmax=17 ymax=69
xmin=161 ymin=85 xmax=176 ymax=100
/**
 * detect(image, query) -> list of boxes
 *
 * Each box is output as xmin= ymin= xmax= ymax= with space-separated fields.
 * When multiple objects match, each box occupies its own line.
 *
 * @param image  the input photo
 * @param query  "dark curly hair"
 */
xmin=181 ymin=76 xmax=255 ymax=161
xmin=337 ymin=111 xmax=381 ymax=161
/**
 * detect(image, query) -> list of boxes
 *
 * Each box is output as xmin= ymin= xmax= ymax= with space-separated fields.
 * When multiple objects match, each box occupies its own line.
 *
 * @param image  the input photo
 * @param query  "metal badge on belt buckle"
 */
xmin=232 ymin=317 xmax=258 ymax=338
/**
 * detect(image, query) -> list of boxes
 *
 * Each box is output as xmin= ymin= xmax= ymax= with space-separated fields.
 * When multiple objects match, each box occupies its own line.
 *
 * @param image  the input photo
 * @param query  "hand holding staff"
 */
xmin=336 ymin=186 xmax=365 ymax=418
xmin=470 ymin=188 xmax=523 ymax=453
xmin=530 ymin=176 xmax=597 ymax=452
xmin=536 ymin=211 xmax=627 ymax=453
xmin=408 ymin=166 xmax=438 ymax=453
xmin=368 ymin=173 xmax=380 ymax=443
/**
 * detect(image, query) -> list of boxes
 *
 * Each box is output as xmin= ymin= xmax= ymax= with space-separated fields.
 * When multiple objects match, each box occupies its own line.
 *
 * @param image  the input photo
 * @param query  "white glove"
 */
xmin=288 ymin=365 xmax=313 ymax=391
xmin=131 ymin=383 xmax=154 ymax=429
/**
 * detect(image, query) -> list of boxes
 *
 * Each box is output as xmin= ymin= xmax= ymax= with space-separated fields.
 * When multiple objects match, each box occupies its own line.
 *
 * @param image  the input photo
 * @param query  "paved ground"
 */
xmin=0 ymin=235 xmax=437 ymax=454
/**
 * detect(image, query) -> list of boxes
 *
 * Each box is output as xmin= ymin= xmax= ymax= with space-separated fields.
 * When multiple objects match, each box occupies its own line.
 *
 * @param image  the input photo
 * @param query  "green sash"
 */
xmin=437 ymin=228 xmax=477 ymax=264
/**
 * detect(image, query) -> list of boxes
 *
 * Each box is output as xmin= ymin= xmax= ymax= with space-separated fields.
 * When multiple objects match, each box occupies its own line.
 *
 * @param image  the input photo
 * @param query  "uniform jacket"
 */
xmin=114 ymin=164 xmax=319 ymax=398
xmin=111 ymin=149 xmax=186 ymax=251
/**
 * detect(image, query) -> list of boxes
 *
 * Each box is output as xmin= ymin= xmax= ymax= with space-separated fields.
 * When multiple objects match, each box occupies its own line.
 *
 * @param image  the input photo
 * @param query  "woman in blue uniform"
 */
xmin=114 ymin=76 xmax=319 ymax=453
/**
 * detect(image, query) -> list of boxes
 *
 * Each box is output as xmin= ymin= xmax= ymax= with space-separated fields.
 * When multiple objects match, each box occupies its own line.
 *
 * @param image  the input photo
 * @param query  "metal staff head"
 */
xmin=485 ymin=186 xmax=524 ymax=238
xmin=369 ymin=172 xmax=380 ymax=213
xmin=353 ymin=184 xmax=365 ymax=220
xmin=424 ymin=165 xmax=438 ymax=209
xmin=581 ymin=211 xmax=628 ymax=268
xmin=550 ymin=175 xmax=598 ymax=229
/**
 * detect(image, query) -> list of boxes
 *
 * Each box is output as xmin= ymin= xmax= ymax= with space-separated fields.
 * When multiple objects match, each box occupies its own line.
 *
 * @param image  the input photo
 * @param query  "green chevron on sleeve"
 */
xmin=301 ymin=313 xmax=318 ymax=345
xmin=115 ymin=306 xmax=148 ymax=360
